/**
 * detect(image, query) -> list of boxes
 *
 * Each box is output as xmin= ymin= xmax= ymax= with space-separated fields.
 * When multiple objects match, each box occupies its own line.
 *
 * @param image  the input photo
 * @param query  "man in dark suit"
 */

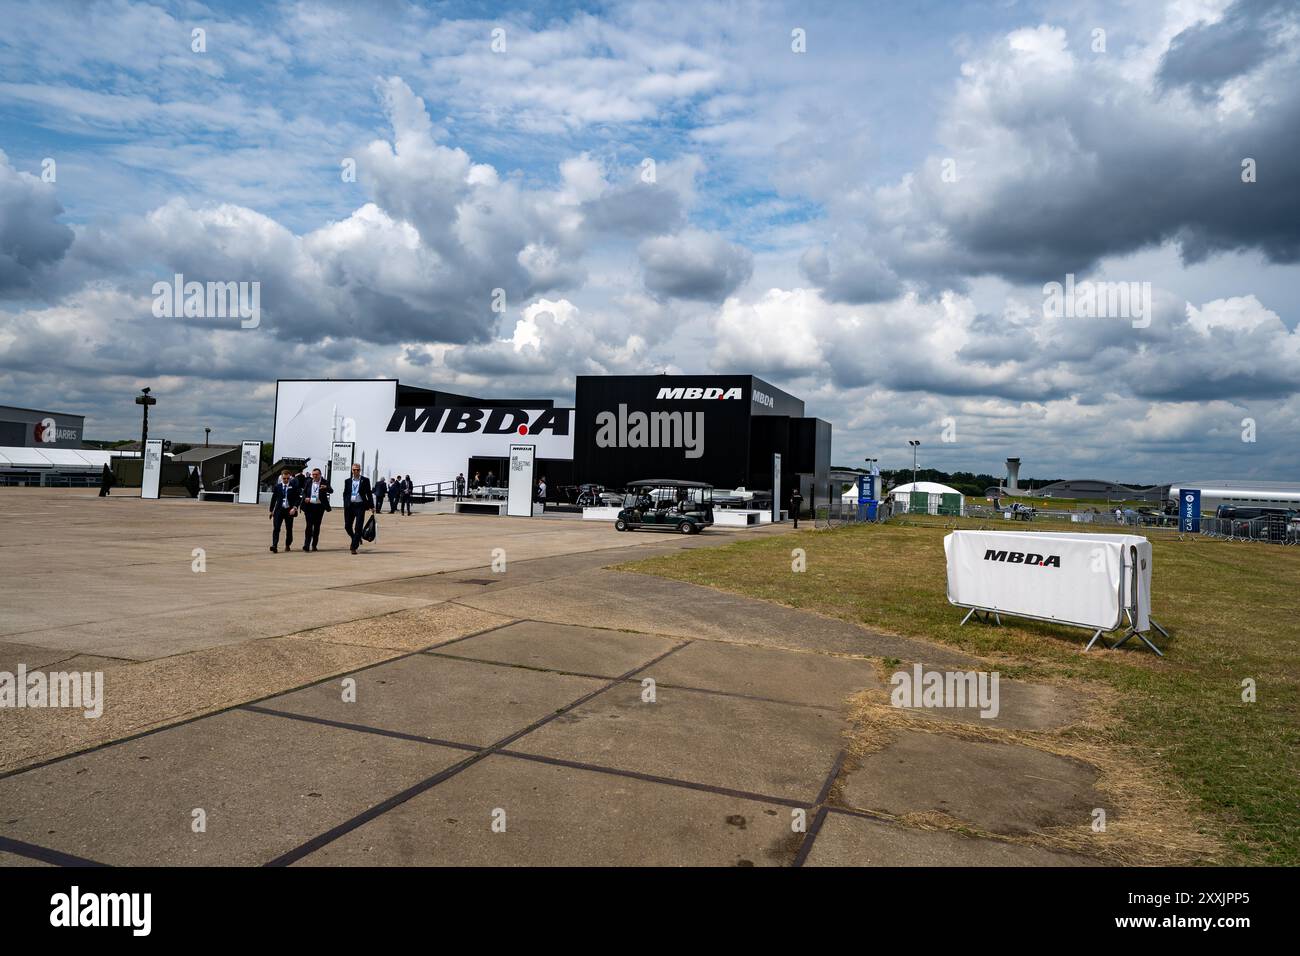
xmin=375 ymin=476 xmax=389 ymax=514
xmin=341 ymin=463 xmax=374 ymax=554
xmin=300 ymin=467 xmax=332 ymax=552
xmin=401 ymin=474 xmax=414 ymax=515
xmin=387 ymin=475 xmax=400 ymax=514
xmin=268 ymin=468 xmax=301 ymax=552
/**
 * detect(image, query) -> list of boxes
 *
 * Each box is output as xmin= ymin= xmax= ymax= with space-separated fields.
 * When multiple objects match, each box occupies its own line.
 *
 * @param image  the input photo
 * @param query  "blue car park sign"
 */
xmin=1180 ymin=489 xmax=1201 ymax=533
xmin=857 ymin=473 xmax=879 ymax=520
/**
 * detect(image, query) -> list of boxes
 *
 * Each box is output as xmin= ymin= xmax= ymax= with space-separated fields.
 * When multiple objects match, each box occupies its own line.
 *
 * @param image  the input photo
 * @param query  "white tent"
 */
xmin=0 ymin=446 xmax=119 ymax=469
xmin=877 ymin=480 xmax=967 ymax=516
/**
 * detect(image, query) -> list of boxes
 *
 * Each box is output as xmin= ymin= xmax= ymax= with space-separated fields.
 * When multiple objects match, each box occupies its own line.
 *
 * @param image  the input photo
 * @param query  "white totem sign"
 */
xmin=238 ymin=440 xmax=262 ymax=504
xmin=507 ymin=444 xmax=535 ymax=517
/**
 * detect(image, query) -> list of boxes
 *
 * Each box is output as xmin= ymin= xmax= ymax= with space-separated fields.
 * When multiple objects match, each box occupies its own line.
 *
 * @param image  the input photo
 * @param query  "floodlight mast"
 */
xmin=135 ymin=387 xmax=157 ymax=452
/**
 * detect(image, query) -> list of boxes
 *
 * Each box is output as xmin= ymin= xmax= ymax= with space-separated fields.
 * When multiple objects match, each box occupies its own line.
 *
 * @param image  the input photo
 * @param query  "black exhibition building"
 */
xmin=572 ymin=374 xmax=831 ymax=512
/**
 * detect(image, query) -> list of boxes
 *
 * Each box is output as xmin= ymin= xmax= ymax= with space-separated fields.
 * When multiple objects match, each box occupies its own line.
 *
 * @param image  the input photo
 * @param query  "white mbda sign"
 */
xmin=140 ymin=439 xmax=164 ymax=500
xmin=274 ymin=381 xmax=574 ymax=486
xmin=655 ymin=386 xmax=742 ymax=400
xmin=238 ymin=440 xmax=262 ymax=504
xmin=944 ymin=530 xmax=1152 ymax=633
xmin=329 ymin=442 xmax=354 ymax=507
xmin=507 ymin=443 xmax=535 ymax=517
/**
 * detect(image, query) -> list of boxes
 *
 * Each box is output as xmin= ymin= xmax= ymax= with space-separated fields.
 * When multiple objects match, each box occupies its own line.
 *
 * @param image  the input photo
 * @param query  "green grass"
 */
xmin=623 ymin=515 xmax=1299 ymax=865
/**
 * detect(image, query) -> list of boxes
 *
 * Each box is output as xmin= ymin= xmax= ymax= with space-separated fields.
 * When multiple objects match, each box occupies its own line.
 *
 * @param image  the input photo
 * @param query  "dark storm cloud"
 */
xmin=639 ymin=230 xmax=752 ymax=302
xmin=799 ymin=245 xmax=902 ymax=305
xmin=581 ymin=181 xmax=685 ymax=236
xmin=0 ymin=155 xmax=74 ymax=296
xmin=1157 ymin=0 xmax=1289 ymax=100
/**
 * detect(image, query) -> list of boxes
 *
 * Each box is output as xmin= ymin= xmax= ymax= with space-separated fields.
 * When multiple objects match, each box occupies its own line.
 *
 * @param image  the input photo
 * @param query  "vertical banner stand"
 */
xmin=141 ymin=439 xmax=164 ymax=499
xmin=329 ymin=442 xmax=354 ymax=508
xmin=237 ymin=440 xmax=262 ymax=504
xmin=507 ymin=444 xmax=536 ymax=517
xmin=772 ymin=452 xmax=782 ymax=522
xmin=1179 ymin=489 xmax=1201 ymax=534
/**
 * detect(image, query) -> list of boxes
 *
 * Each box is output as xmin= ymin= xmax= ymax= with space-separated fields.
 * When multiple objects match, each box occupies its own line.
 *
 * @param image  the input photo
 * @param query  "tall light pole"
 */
xmin=135 ymin=387 xmax=156 ymax=452
xmin=908 ymin=440 xmax=920 ymax=488
xmin=204 ymin=426 xmax=210 ymax=448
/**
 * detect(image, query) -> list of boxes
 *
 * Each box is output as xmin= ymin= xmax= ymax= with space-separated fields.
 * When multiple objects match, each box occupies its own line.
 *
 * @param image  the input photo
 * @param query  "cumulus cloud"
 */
xmin=799 ymin=0 xmax=1300 ymax=301
xmin=639 ymin=229 xmax=753 ymax=302
xmin=442 ymin=297 xmax=656 ymax=383
xmin=1 ymin=0 xmax=1296 ymax=481
xmin=710 ymin=284 xmax=1299 ymax=406
xmin=17 ymin=77 xmax=718 ymax=348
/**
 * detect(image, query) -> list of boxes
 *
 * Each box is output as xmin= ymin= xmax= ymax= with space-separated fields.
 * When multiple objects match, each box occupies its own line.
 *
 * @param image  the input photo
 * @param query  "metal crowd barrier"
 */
xmin=1199 ymin=515 xmax=1298 ymax=545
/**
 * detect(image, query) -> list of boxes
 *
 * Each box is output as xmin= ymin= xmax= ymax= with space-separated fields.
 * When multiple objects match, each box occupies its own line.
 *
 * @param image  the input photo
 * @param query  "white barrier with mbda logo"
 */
xmin=944 ymin=530 xmax=1152 ymax=631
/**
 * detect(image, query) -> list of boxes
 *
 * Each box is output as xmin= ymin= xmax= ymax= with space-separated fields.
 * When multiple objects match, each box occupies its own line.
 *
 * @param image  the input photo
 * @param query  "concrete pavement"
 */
xmin=0 ymin=489 xmax=1105 ymax=866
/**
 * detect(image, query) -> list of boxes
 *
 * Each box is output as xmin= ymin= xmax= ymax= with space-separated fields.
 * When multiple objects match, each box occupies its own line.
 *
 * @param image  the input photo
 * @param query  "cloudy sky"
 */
xmin=1 ymin=0 xmax=1297 ymax=482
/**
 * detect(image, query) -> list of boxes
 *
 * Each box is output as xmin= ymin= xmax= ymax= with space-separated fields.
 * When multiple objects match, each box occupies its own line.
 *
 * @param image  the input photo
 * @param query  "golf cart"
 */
xmin=615 ymin=480 xmax=714 ymax=534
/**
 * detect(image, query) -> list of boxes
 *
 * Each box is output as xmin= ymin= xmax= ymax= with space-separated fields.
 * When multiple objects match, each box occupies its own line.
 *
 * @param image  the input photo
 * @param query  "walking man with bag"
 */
xmin=341 ymin=463 xmax=374 ymax=555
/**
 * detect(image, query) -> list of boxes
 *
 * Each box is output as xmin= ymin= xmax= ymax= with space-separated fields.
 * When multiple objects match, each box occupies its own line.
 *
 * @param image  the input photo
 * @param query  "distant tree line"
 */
xmin=834 ymin=465 xmax=1160 ymax=498
xmin=833 ymin=466 xmax=1067 ymax=498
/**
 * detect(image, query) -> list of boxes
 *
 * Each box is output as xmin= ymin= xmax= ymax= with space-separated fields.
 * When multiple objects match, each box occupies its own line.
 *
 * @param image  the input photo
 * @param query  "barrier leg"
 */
xmin=1150 ymin=618 xmax=1171 ymax=639
xmin=1111 ymin=629 xmax=1165 ymax=657
xmin=960 ymin=608 xmax=977 ymax=626
xmin=1083 ymin=629 xmax=1106 ymax=651
xmin=1138 ymin=633 xmax=1165 ymax=657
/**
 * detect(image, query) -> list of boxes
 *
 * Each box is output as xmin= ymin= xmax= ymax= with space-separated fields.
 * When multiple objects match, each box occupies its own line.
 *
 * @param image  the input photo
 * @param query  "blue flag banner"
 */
xmin=1180 ymin=489 xmax=1201 ymax=533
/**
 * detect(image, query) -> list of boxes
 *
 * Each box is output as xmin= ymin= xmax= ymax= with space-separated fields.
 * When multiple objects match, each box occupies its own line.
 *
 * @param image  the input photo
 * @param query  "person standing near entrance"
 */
xmin=342 ymin=463 xmax=373 ymax=554
xmin=401 ymin=474 xmax=414 ymax=515
xmin=98 ymin=463 xmax=116 ymax=497
xmin=536 ymin=475 xmax=547 ymax=513
xmin=456 ymin=472 xmax=465 ymax=499
xmin=300 ymin=467 xmax=332 ymax=552
xmin=268 ymin=468 xmax=301 ymax=552
xmin=790 ymin=486 xmax=803 ymax=528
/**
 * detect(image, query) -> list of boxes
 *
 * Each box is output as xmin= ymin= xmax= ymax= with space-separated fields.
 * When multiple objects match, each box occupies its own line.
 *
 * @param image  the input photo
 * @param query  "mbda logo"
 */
xmin=983 ymin=549 xmax=1061 ymax=568
xmin=386 ymin=407 xmax=571 ymax=437
xmin=656 ymin=387 xmax=742 ymax=401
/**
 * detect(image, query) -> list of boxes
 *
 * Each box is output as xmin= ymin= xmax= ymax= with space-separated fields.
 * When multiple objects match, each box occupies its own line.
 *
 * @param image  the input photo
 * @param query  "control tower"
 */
xmin=1005 ymin=458 xmax=1021 ymax=494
